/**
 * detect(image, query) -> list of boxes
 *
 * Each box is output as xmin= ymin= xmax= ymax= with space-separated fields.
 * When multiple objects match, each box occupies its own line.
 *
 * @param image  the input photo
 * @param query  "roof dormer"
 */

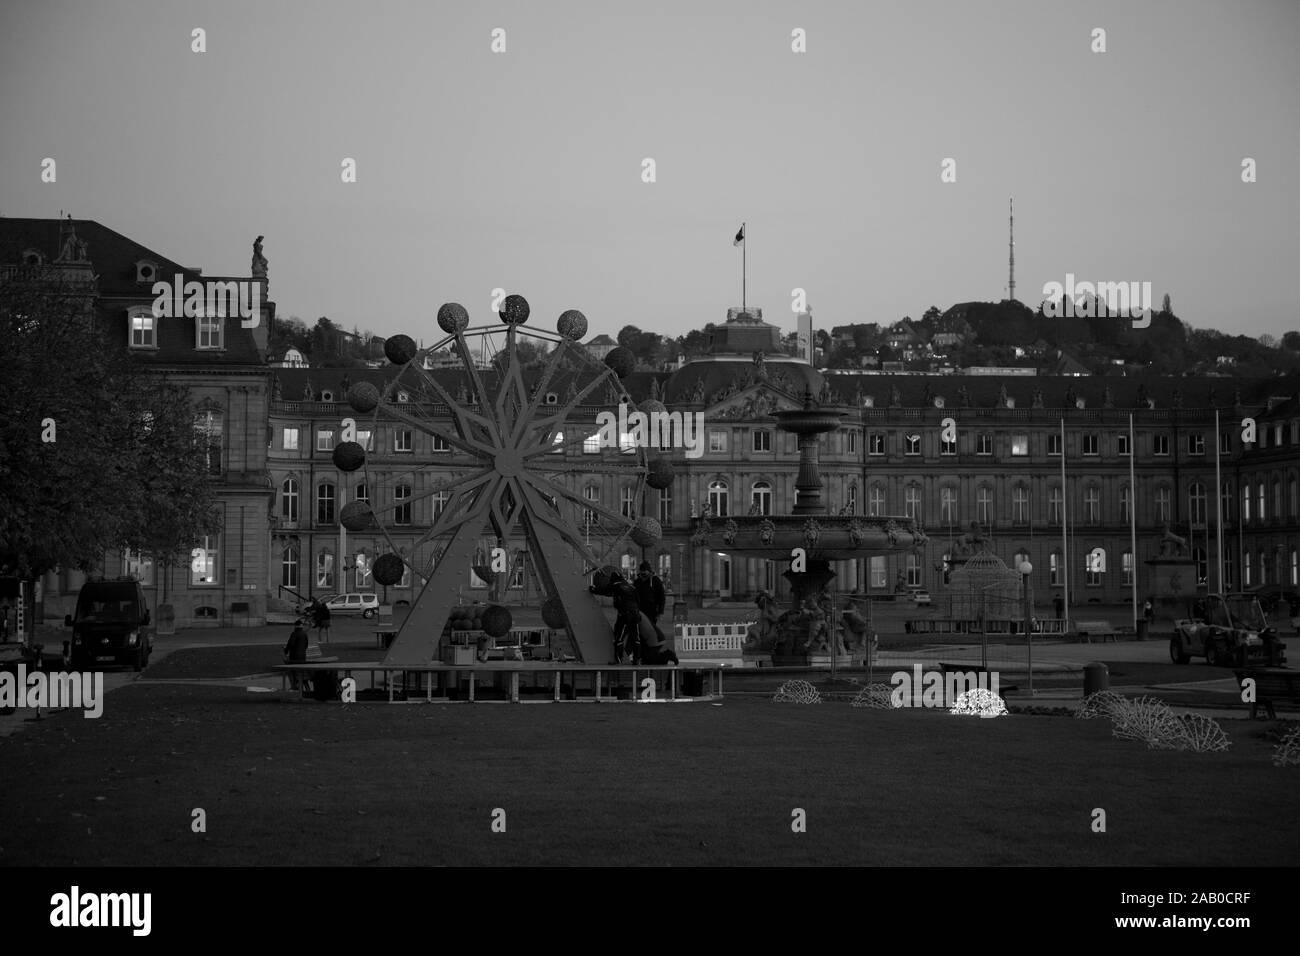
xmin=135 ymin=258 xmax=160 ymax=284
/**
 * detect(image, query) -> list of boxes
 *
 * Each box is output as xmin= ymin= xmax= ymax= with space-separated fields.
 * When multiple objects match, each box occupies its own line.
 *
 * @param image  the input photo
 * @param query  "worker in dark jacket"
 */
xmin=590 ymin=570 xmax=642 ymax=663
xmin=634 ymin=561 xmax=667 ymax=643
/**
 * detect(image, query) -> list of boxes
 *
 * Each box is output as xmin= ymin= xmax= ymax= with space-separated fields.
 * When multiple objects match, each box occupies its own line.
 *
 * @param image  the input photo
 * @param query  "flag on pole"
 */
xmin=733 ymin=224 xmax=745 ymax=246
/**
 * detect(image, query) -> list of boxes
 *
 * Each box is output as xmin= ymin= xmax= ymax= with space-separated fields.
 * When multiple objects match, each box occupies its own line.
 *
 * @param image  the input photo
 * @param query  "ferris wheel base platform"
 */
xmin=274 ymin=661 xmax=724 ymax=703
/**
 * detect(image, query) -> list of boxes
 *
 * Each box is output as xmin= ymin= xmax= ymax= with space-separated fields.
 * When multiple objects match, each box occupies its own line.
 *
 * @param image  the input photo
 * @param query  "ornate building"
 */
xmin=0 ymin=218 xmax=274 ymax=626
xmin=265 ymin=306 xmax=1300 ymax=615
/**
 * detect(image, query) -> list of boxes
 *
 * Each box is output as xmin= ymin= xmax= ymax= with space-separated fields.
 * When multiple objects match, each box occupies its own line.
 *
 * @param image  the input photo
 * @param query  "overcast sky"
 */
xmin=2 ymin=0 xmax=1296 ymax=343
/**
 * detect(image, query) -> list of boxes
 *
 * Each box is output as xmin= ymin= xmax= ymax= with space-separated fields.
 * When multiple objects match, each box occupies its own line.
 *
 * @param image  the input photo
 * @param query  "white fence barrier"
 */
xmin=674 ymin=622 xmax=753 ymax=656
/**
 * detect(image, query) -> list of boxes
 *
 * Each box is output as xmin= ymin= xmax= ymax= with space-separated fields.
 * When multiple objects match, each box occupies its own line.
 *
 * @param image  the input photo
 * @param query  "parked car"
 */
xmin=910 ymin=588 xmax=932 ymax=606
xmin=65 ymin=579 xmax=154 ymax=671
xmin=322 ymin=592 xmax=380 ymax=619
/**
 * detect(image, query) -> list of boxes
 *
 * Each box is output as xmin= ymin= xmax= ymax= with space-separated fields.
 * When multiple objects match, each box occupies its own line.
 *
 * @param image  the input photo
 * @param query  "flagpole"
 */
xmin=742 ymin=221 xmax=747 ymax=314
xmin=1060 ymin=417 xmax=1069 ymax=626
xmin=1215 ymin=408 xmax=1224 ymax=593
xmin=1129 ymin=413 xmax=1138 ymax=630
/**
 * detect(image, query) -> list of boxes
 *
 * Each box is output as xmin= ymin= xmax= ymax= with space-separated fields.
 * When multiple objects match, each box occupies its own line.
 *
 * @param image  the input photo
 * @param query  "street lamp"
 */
xmin=1018 ymin=559 xmax=1034 ymax=697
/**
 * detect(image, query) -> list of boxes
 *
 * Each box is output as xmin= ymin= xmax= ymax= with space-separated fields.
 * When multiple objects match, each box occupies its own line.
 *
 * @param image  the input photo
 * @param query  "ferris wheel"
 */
xmin=331 ymin=294 xmax=670 ymax=665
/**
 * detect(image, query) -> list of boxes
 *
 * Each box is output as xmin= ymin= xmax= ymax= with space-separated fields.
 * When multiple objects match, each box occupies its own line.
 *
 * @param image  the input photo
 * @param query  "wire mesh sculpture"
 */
xmin=772 ymin=679 xmax=821 ymax=704
xmin=949 ymin=688 xmax=1008 ymax=717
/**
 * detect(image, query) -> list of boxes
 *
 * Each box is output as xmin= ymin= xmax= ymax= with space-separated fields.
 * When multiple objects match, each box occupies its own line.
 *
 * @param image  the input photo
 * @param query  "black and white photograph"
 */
xmin=1 ymin=0 xmax=1296 ymax=935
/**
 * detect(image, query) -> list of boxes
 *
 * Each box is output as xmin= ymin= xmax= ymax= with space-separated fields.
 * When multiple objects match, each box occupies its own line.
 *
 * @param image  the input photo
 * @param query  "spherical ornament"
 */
xmin=347 ymin=381 xmax=381 ymax=414
xmin=639 ymin=399 xmax=666 ymax=416
xmin=557 ymin=309 xmax=588 ymax=340
xmin=630 ymin=516 xmax=662 ymax=547
xmin=384 ymin=334 xmax=418 ymax=365
xmin=437 ymin=302 xmax=470 ymax=334
xmin=480 ymin=604 xmax=513 ymax=637
xmin=646 ymin=456 xmax=675 ymax=490
xmin=332 ymin=441 xmax=365 ymax=472
xmin=604 ymin=347 xmax=635 ymax=378
xmin=372 ymin=553 xmax=405 ymax=587
xmin=499 ymin=294 xmax=530 ymax=325
xmin=541 ymin=597 xmax=567 ymax=629
xmin=339 ymin=500 xmax=375 ymax=532
xmin=592 ymin=565 xmax=621 ymax=591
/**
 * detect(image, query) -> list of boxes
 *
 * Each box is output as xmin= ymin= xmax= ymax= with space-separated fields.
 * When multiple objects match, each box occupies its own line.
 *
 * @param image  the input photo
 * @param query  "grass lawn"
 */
xmin=2 ymin=653 xmax=1297 ymax=866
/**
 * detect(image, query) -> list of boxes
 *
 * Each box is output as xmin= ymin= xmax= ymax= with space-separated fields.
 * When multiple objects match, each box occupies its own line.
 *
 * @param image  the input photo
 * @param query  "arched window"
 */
xmin=1049 ymin=549 xmax=1063 ymax=586
xmin=708 ymin=480 xmax=729 ymax=518
xmin=751 ymin=481 xmax=772 ymax=516
xmin=977 ymin=485 xmax=993 ymax=525
xmin=1221 ymin=481 xmax=1233 ymax=522
xmin=355 ymin=482 xmax=369 ymax=505
xmin=620 ymin=486 xmax=635 ymax=518
xmin=355 ymin=551 xmax=371 ymax=590
xmin=1049 ymin=486 xmax=1064 ymax=524
xmin=433 ymin=490 xmax=449 ymax=520
xmin=1244 ymin=550 xmax=1253 ymax=587
xmin=1084 ymin=486 xmax=1100 ymax=525
xmin=869 ymin=484 xmax=885 ymax=517
xmin=1193 ymin=546 xmax=1207 ymax=585
xmin=845 ymin=483 xmax=857 ymax=515
xmin=1013 ymin=485 xmax=1029 ymax=525
xmin=1242 ymin=484 xmax=1252 ymax=522
xmin=281 ymin=477 xmax=299 ymax=522
xmin=281 ymin=545 xmax=299 ymax=588
xmin=1258 ymin=482 xmax=1266 ymax=521
xmin=1121 ymin=549 xmax=1133 ymax=586
xmin=1120 ymin=484 xmax=1132 ymax=524
xmin=905 ymin=484 xmax=921 ymax=521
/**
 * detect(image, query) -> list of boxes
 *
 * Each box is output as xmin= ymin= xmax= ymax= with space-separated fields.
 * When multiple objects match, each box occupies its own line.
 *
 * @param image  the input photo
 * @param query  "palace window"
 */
xmin=1012 ymin=485 xmax=1029 ymax=524
xmin=1155 ymin=486 xmax=1171 ymax=523
xmin=1011 ymin=435 xmax=1029 ymax=456
xmin=281 ymin=545 xmax=299 ymax=589
xmin=129 ymin=309 xmax=156 ymax=348
xmin=1049 ymin=550 xmax=1062 ymax=586
xmin=905 ymin=484 xmax=921 ymax=520
xmin=195 ymin=410 xmax=223 ymax=475
xmin=977 ymin=485 xmax=993 ymax=525
xmin=1122 ymin=549 xmax=1133 ymax=586
xmin=708 ymin=430 xmax=727 ymax=453
xmin=317 ymin=483 xmax=336 ymax=524
xmin=658 ymin=486 xmax=672 ymax=525
xmin=1049 ymin=487 xmax=1064 ymax=524
xmin=283 ymin=427 xmax=300 ymax=451
xmin=977 ymin=433 xmax=993 ymax=456
xmin=394 ymin=484 xmax=412 ymax=525
xmin=1153 ymin=434 xmax=1170 ymax=456
xmin=869 ymin=485 xmax=885 ymax=517
xmin=621 ymin=486 xmax=635 ymax=518
xmin=708 ymin=480 xmax=729 ymax=517
xmin=1117 ymin=432 xmax=1131 ymax=456
xmin=1082 ymin=434 xmax=1099 ymax=456
xmin=1121 ymin=484 xmax=1132 ymax=524
xmin=191 ymin=535 xmax=218 ymax=586
xmin=751 ymin=481 xmax=772 ymax=516
xmin=752 ymin=430 xmax=772 ymax=452
xmin=941 ymin=434 xmax=957 ymax=456
xmin=940 ymin=487 xmax=957 ymax=524
xmin=869 ymin=433 xmax=885 ymax=455
xmin=905 ymin=434 xmax=921 ymax=456
xmin=1189 ymin=482 xmax=1207 ymax=525
xmin=316 ymin=429 xmax=334 ymax=451
xmin=394 ymin=429 xmax=413 ymax=453
xmin=1186 ymin=433 xmax=1205 ymax=455
xmin=281 ymin=477 xmax=299 ymax=522
xmin=1084 ymin=486 xmax=1100 ymax=525
xmin=317 ymin=550 xmax=334 ymax=589
xmin=1048 ymin=434 xmax=1062 ymax=456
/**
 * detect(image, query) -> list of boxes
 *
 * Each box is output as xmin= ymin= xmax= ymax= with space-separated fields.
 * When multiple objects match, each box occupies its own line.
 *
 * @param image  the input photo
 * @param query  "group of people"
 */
xmin=589 ymin=562 xmax=678 ymax=665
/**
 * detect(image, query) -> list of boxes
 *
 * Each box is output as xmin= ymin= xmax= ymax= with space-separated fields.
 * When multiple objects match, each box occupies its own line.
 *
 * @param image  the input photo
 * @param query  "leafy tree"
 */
xmin=0 ymin=273 xmax=220 ymax=585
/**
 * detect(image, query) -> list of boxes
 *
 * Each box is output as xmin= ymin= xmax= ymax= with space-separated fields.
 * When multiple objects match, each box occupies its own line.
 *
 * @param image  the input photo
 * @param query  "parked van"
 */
xmin=65 ymin=579 xmax=154 ymax=671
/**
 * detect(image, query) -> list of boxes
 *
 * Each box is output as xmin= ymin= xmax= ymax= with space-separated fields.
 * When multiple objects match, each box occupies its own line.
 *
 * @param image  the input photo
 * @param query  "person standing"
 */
xmin=590 ymin=570 xmax=642 ymax=663
xmin=283 ymin=620 xmax=310 ymax=690
xmin=311 ymin=599 xmax=331 ymax=644
xmin=634 ymin=561 xmax=667 ymax=645
xmin=1053 ymin=595 xmax=1065 ymax=620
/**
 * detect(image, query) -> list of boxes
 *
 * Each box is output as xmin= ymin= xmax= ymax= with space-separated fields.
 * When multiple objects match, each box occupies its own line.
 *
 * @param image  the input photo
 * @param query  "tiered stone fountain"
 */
xmin=690 ymin=390 xmax=927 ymax=666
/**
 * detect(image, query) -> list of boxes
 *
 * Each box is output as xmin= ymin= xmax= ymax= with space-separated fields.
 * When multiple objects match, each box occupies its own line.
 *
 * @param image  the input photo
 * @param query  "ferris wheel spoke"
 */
xmin=376 ymin=400 xmax=495 ymax=459
xmin=406 ymin=362 xmax=496 ymax=433
xmin=453 ymin=331 xmax=501 ymax=447
xmin=423 ymin=473 xmax=502 ymax=540
xmin=525 ymin=472 xmax=635 ymax=532
xmin=515 ymin=483 xmax=605 ymax=570
xmin=400 ymin=468 xmax=496 ymax=509
xmin=534 ymin=458 xmax=648 ymax=475
xmin=515 ymin=337 xmax=572 ymax=427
